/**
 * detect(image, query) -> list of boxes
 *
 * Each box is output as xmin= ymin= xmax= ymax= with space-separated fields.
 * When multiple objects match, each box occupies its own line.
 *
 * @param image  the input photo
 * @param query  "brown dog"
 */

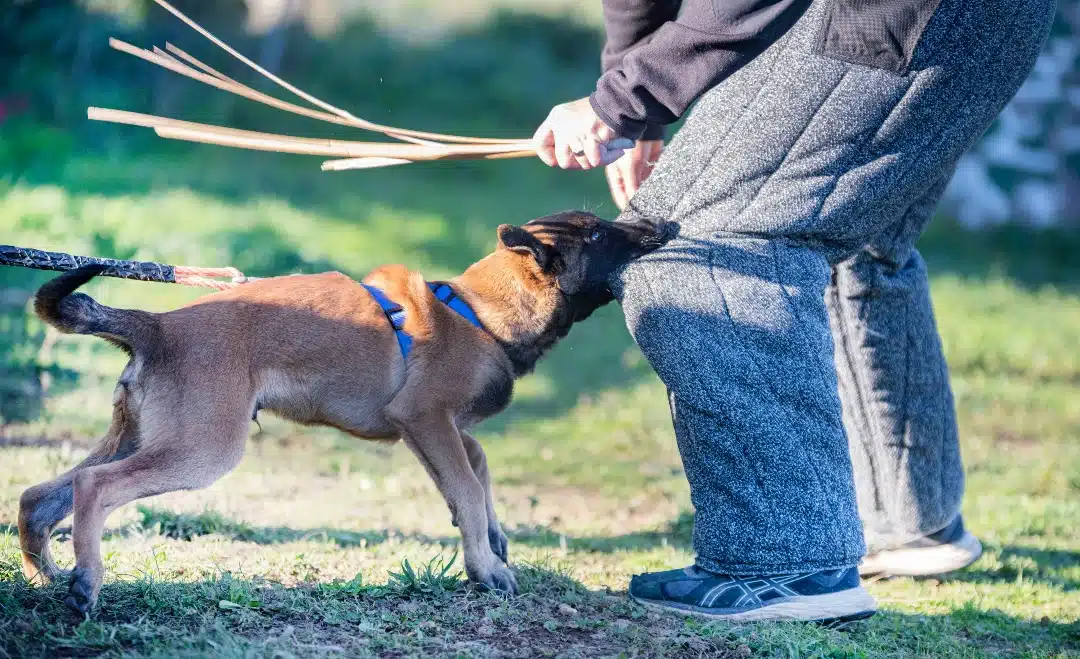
xmin=17 ymin=211 xmax=667 ymax=613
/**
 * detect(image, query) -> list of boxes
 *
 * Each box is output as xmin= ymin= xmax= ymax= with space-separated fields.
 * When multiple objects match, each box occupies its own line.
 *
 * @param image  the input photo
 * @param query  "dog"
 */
xmin=17 ymin=211 xmax=667 ymax=613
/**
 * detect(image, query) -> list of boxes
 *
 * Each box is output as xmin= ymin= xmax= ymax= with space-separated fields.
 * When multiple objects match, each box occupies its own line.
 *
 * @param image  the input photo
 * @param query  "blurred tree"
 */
xmin=1 ymin=0 xmax=1074 ymax=227
xmin=0 ymin=1 xmax=85 ymax=117
xmin=943 ymin=0 xmax=1079 ymax=228
xmin=141 ymin=0 xmax=250 ymax=114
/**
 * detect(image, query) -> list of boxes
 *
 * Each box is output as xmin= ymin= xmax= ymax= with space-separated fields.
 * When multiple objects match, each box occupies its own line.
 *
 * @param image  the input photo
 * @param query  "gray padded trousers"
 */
xmin=612 ymin=0 xmax=1056 ymax=574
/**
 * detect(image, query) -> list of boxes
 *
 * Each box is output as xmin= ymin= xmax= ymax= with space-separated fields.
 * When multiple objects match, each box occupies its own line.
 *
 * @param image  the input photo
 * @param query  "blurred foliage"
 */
xmin=0 ymin=1 xmax=1076 ymax=430
xmin=0 ymin=0 xmax=603 ymax=148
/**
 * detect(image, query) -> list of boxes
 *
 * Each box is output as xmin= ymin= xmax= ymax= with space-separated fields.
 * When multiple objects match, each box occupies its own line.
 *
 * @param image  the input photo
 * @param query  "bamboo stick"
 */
xmin=157 ymin=43 xmax=442 ymax=147
xmin=152 ymin=125 xmax=536 ymax=160
xmin=90 ymin=0 xmax=544 ymax=169
xmin=89 ymin=108 xmax=535 ymax=162
xmin=149 ymin=0 xmax=524 ymax=145
xmin=111 ymin=39 xmax=432 ymax=140
xmin=320 ymin=158 xmax=414 ymax=171
xmin=151 ymin=46 xmax=182 ymax=64
xmin=321 ymin=149 xmax=536 ymax=171
xmin=164 ymin=42 xmax=239 ymax=84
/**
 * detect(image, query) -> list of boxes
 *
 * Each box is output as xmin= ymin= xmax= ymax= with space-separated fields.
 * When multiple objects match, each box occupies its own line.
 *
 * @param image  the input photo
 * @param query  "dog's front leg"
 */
xmin=395 ymin=414 xmax=517 ymax=594
xmin=461 ymin=432 xmax=508 ymax=564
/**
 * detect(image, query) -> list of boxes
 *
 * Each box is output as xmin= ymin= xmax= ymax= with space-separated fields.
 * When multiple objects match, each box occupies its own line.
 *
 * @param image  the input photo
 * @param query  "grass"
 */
xmin=0 ymin=9 xmax=1078 ymax=652
xmin=0 ymin=149 xmax=1076 ymax=658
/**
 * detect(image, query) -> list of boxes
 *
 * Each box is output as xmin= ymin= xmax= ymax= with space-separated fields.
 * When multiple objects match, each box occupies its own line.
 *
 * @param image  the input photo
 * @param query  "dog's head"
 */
xmin=496 ymin=210 xmax=668 ymax=323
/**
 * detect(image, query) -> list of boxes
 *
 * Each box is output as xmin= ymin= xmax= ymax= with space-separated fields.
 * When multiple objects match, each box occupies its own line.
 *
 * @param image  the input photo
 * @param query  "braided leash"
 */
xmin=173 ymin=265 xmax=254 ymax=290
xmin=0 ymin=245 xmax=258 ymax=290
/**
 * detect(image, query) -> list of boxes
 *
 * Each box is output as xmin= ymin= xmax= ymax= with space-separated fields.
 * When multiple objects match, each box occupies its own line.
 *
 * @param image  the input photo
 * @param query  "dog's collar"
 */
xmin=363 ymin=281 xmax=482 ymax=357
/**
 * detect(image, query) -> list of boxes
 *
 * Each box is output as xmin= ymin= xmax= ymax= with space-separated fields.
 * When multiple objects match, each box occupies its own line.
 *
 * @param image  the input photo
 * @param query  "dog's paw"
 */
xmin=23 ymin=564 xmax=69 ymax=587
xmin=476 ymin=564 xmax=518 ymax=596
xmin=488 ymin=524 xmax=509 ymax=564
xmin=64 ymin=567 xmax=98 ymax=615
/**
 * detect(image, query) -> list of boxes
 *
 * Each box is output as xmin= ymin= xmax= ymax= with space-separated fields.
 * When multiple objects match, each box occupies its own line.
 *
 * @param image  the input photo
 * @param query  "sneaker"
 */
xmin=859 ymin=516 xmax=982 ymax=577
xmin=628 ymin=565 xmax=876 ymax=624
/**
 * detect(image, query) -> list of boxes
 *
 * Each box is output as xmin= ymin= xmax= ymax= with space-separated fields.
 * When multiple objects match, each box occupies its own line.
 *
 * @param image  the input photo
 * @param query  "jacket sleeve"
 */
xmin=600 ymin=0 xmax=682 ymax=140
xmin=591 ymin=0 xmax=811 ymax=140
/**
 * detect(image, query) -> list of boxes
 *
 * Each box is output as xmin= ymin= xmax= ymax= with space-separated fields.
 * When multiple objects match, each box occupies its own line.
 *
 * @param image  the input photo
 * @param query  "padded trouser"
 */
xmin=828 ymin=173 xmax=963 ymax=553
xmin=612 ymin=0 xmax=1055 ymax=573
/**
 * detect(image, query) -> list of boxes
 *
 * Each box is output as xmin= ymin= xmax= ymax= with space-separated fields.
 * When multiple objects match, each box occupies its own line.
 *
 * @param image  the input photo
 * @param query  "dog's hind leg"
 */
xmin=461 ymin=432 xmax=508 ymax=565
xmin=20 ymin=470 xmax=82 ymax=585
xmin=18 ymin=399 xmax=138 ymax=585
xmin=20 ymin=467 xmax=95 ymax=586
xmin=393 ymin=413 xmax=517 ymax=594
xmin=63 ymin=415 xmax=248 ymax=614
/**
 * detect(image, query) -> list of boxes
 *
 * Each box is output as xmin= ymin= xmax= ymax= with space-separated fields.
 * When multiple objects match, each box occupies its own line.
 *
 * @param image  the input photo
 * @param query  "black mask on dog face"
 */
xmin=497 ymin=211 xmax=670 ymax=322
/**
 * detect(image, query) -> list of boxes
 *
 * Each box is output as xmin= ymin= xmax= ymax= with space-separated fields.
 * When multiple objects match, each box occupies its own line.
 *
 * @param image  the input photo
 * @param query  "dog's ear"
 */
xmin=498 ymin=224 xmax=554 ymax=271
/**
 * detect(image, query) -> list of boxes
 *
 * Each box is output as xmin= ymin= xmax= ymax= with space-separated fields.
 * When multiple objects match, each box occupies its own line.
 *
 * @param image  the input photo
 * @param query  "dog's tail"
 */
xmin=34 ymin=265 xmax=161 ymax=354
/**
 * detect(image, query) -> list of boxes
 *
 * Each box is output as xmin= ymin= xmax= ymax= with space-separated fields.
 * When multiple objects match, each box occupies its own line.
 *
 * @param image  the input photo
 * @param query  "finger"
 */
xmin=639 ymin=141 xmax=662 ymax=181
xmin=606 ymin=164 xmax=628 ymax=210
xmin=584 ymin=136 xmax=603 ymax=169
xmin=554 ymin=143 xmax=577 ymax=170
xmin=555 ymin=132 xmax=588 ymax=170
xmin=624 ymin=165 xmax=640 ymax=200
xmin=533 ymin=122 xmax=558 ymax=168
xmin=533 ymin=115 xmax=556 ymax=143
xmin=572 ymin=144 xmax=594 ymax=170
xmin=566 ymin=136 xmax=593 ymax=170
xmin=629 ymin=147 xmax=648 ymax=194
xmin=645 ymin=141 xmax=663 ymax=167
xmin=594 ymin=121 xmax=618 ymax=143
xmin=556 ymin=144 xmax=586 ymax=170
xmin=609 ymin=162 xmax=626 ymax=205
xmin=552 ymin=129 xmax=574 ymax=169
xmin=536 ymin=143 xmax=558 ymax=168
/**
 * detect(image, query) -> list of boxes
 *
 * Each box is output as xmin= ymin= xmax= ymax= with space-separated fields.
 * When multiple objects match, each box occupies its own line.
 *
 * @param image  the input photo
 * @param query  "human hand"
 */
xmin=606 ymin=139 xmax=663 ymax=210
xmin=533 ymin=97 xmax=635 ymax=170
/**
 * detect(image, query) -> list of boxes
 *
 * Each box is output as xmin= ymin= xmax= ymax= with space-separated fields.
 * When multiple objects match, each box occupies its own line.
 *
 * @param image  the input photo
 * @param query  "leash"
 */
xmin=0 ymin=244 xmax=255 ymax=291
xmin=1 ymin=244 xmax=483 ymax=360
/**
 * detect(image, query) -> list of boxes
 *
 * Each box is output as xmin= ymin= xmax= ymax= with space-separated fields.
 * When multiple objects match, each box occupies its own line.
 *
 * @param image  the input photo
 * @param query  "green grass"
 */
xmin=2 ymin=4 xmax=1076 ymax=655
xmin=0 ymin=148 xmax=1077 ymax=658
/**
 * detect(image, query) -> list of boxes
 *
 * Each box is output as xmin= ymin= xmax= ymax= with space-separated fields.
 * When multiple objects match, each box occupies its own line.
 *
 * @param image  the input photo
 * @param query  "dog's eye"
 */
xmin=588 ymin=230 xmax=602 ymax=243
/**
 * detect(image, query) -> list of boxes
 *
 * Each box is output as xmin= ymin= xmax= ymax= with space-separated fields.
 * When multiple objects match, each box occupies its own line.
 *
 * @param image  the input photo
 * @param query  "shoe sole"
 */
xmin=630 ymin=586 xmax=877 ymax=625
xmin=859 ymin=531 xmax=983 ymax=577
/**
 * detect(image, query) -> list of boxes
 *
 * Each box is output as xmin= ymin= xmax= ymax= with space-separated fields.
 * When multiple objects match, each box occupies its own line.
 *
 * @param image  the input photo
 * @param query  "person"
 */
xmin=533 ymin=0 xmax=1056 ymax=623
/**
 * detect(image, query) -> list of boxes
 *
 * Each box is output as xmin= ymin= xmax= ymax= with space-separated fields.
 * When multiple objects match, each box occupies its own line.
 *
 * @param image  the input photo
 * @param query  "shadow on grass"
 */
xmin=4 ymin=505 xmax=1079 ymax=656
xmin=10 ymin=507 xmax=1078 ymax=594
xmin=933 ymin=544 xmax=1080 ymax=592
xmin=1 ymin=547 xmax=1077 ymax=659
xmin=126 ymin=507 xmax=698 ymax=555
xmin=0 ymin=505 xmax=693 ymax=555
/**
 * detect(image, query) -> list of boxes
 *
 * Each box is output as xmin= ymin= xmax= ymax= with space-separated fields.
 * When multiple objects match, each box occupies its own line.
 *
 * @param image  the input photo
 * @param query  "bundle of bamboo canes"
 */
xmin=88 ymin=0 xmax=537 ymax=171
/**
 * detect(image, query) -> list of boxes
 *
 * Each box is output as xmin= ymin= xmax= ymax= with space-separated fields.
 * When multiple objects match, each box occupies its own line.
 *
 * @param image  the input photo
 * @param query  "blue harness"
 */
xmin=363 ymin=281 xmax=482 ymax=357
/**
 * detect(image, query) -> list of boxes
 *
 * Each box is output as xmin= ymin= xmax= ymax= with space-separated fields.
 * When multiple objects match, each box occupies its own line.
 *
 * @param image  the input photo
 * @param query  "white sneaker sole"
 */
xmin=632 ymin=586 xmax=877 ymax=624
xmin=859 ymin=531 xmax=983 ymax=577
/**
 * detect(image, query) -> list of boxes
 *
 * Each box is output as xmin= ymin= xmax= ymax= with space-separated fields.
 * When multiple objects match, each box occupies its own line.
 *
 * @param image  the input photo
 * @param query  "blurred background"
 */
xmin=0 ymin=4 xmax=1078 ymax=656
xmin=0 ymin=0 xmax=1077 ymax=483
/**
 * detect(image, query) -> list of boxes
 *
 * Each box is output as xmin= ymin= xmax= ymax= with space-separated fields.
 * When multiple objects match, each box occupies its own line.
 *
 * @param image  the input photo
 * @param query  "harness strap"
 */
xmin=362 ymin=281 xmax=482 ymax=358
xmin=429 ymin=281 xmax=481 ymax=326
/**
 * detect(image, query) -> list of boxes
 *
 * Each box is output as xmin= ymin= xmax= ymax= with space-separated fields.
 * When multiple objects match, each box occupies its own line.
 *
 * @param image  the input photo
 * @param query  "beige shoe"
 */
xmin=860 ymin=516 xmax=983 ymax=577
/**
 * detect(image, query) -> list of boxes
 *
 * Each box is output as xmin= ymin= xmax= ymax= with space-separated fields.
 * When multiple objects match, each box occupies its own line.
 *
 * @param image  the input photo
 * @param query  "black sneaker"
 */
xmin=860 ymin=515 xmax=982 ymax=577
xmin=629 ymin=565 xmax=876 ymax=624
